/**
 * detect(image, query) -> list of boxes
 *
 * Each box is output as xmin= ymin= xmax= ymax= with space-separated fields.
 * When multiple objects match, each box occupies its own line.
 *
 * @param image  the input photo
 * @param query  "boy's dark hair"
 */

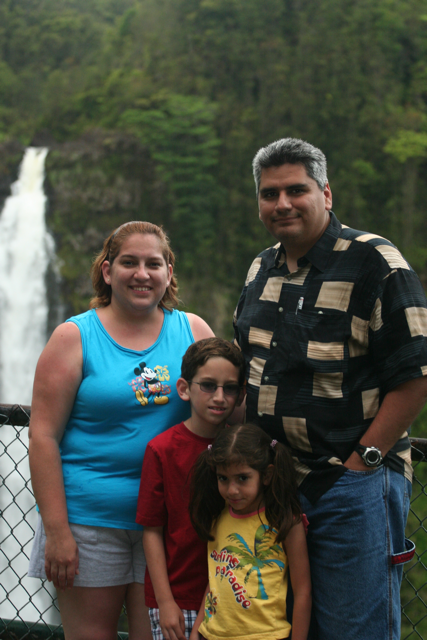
xmin=189 ymin=424 xmax=301 ymax=545
xmin=181 ymin=338 xmax=245 ymax=387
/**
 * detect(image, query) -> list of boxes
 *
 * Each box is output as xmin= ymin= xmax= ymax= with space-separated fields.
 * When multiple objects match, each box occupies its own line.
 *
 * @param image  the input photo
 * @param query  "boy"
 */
xmin=136 ymin=337 xmax=245 ymax=640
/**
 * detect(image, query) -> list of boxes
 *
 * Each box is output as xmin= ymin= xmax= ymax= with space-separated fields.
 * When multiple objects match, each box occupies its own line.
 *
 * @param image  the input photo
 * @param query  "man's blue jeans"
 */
xmin=299 ymin=466 xmax=412 ymax=640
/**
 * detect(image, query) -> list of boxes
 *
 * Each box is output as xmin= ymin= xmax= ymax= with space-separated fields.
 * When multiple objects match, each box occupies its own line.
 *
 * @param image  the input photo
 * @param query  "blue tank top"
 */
xmin=60 ymin=308 xmax=194 ymax=529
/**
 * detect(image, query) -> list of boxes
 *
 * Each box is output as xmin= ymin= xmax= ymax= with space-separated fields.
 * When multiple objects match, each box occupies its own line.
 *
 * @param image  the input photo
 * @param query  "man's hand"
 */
xmin=343 ymin=450 xmax=374 ymax=471
xmin=158 ymin=600 xmax=186 ymax=640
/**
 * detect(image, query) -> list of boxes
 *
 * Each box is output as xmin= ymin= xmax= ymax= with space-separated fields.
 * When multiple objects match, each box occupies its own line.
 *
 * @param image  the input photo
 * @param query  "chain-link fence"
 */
xmin=1 ymin=404 xmax=426 ymax=640
xmin=402 ymin=438 xmax=427 ymax=639
xmin=0 ymin=405 xmax=128 ymax=640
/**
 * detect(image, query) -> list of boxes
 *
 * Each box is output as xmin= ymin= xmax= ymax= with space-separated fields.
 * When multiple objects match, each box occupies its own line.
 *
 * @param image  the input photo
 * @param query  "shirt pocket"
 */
xmin=290 ymin=309 xmax=351 ymax=405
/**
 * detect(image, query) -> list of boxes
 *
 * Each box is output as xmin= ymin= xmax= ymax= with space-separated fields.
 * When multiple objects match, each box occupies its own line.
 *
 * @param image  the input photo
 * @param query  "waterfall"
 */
xmin=0 ymin=147 xmax=61 ymax=625
xmin=0 ymin=146 xmax=55 ymax=404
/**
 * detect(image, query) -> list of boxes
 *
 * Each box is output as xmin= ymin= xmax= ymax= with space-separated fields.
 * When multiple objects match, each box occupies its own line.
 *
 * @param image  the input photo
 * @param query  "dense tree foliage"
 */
xmin=2 ymin=0 xmax=427 ymax=292
xmin=1 ymin=0 xmax=427 ymax=318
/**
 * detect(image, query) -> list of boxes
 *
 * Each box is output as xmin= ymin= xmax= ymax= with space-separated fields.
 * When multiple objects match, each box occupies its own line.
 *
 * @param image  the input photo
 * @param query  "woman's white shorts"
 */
xmin=28 ymin=514 xmax=146 ymax=588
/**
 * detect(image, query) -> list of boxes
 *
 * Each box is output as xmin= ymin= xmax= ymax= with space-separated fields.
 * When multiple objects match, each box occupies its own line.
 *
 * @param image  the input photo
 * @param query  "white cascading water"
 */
xmin=0 ymin=146 xmax=54 ymax=404
xmin=0 ymin=147 xmax=61 ymax=624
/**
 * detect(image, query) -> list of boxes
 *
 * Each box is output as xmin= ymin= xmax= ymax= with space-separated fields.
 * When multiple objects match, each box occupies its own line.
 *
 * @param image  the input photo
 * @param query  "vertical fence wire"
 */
xmin=402 ymin=440 xmax=427 ymax=640
xmin=1 ymin=405 xmax=426 ymax=640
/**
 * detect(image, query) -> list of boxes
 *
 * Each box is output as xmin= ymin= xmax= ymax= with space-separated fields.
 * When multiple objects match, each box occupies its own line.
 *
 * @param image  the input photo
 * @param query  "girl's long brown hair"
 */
xmin=189 ymin=424 xmax=301 ymax=544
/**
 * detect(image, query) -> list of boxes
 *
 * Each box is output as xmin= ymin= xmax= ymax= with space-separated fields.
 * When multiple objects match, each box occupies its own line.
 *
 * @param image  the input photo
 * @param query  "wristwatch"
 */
xmin=355 ymin=444 xmax=383 ymax=467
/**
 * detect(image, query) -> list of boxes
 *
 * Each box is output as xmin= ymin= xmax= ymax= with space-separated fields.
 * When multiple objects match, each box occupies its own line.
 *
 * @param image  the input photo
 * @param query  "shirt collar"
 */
xmin=263 ymin=242 xmax=284 ymax=271
xmin=265 ymin=211 xmax=341 ymax=273
xmin=304 ymin=211 xmax=341 ymax=272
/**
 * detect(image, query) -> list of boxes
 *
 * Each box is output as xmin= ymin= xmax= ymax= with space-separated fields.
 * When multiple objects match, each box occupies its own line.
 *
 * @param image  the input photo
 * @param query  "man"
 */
xmin=233 ymin=138 xmax=427 ymax=639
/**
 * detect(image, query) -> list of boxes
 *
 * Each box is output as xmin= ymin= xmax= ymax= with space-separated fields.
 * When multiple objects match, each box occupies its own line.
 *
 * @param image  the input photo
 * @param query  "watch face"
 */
xmin=364 ymin=448 xmax=381 ymax=466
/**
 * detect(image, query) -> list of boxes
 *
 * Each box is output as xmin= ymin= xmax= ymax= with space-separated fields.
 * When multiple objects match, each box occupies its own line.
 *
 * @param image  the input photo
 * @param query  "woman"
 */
xmin=28 ymin=221 xmax=214 ymax=640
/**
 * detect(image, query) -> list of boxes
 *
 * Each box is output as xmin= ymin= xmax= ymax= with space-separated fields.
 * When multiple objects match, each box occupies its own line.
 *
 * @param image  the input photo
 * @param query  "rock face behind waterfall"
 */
xmin=0 ymin=141 xmax=26 ymax=213
xmin=0 ymin=129 xmax=228 ymax=336
xmin=0 ymin=130 xmax=160 ymax=323
xmin=42 ymin=129 xmax=161 ymax=318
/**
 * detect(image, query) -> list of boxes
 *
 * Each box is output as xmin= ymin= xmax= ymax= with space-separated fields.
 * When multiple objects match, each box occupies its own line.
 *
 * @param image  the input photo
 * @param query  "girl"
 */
xmin=189 ymin=424 xmax=311 ymax=640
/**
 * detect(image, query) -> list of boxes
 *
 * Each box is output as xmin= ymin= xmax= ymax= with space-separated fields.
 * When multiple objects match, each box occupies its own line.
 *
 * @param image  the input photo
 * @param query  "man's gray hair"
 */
xmin=252 ymin=138 xmax=328 ymax=196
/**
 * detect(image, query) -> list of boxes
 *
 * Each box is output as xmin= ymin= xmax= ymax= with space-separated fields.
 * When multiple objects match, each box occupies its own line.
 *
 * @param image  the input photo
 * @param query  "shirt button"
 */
xmin=278 ymin=307 xmax=283 ymax=312
xmin=272 ymin=341 xmax=277 ymax=347
xmin=287 ymin=275 xmax=291 ymax=281
xmin=258 ymin=411 xmax=263 ymax=417
xmin=264 ymin=376 xmax=269 ymax=382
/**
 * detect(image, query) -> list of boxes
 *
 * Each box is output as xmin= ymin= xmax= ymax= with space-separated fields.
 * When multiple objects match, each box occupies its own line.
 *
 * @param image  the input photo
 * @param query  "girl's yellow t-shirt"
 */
xmin=199 ymin=506 xmax=291 ymax=640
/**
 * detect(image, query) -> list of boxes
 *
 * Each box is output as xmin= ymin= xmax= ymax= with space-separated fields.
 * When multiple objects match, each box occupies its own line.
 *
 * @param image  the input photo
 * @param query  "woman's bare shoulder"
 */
xmin=34 ymin=322 xmax=83 ymax=389
xmin=186 ymin=313 xmax=215 ymax=341
xmin=30 ymin=323 xmax=83 ymax=437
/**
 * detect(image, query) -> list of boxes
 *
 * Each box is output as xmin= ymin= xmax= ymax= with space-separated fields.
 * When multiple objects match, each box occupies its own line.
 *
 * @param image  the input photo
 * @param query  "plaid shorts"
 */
xmin=149 ymin=607 xmax=198 ymax=640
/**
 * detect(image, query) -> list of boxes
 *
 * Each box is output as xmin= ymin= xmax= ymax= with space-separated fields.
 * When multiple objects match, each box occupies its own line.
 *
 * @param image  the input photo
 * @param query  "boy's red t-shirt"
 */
xmin=136 ymin=422 xmax=213 ymax=610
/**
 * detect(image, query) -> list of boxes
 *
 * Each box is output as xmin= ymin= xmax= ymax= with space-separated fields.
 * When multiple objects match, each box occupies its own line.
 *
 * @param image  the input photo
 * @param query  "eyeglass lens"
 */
xmin=193 ymin=381 xmax=240 ymax=397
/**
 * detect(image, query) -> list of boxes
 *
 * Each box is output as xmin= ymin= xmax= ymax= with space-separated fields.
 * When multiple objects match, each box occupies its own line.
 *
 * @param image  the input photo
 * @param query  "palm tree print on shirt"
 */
xmin=222 ymin=524 xmax=285 ymax=600
xmin=203 ymin=591 xmax=218 ymax=624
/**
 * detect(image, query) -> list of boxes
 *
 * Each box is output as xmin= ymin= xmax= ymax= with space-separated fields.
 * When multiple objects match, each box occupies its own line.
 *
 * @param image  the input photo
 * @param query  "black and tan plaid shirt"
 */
xmin=234 ymin=212 xmax=427 ymax=503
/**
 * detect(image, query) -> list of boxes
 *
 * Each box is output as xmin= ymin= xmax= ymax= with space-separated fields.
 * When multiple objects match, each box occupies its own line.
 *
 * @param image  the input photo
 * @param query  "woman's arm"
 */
xmin=28 ymin=322 xmax=83 ymax=590
xmin=186 ymin=313 xmax=215 ymax=341
xmin=143 ymin=527 xmax=186 ymax=640
xmin=284 ymin=521 xmax=312 ymax=640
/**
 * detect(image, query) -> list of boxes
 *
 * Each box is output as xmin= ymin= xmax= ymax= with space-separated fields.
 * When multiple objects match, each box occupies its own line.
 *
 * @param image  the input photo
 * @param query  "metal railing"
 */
xmin=1 ymin=404 xmax=426 ymax=640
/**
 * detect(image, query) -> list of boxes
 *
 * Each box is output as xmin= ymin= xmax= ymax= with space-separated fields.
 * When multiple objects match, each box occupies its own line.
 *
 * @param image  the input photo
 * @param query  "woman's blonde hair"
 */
xmin=90 ymin=221 xmax=179 ymax=310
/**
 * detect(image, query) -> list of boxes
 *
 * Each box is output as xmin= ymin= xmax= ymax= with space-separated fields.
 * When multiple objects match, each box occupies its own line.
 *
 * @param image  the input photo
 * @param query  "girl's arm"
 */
xmin=189 ymin=583 xmax=209 ymax=640
xmin=28 ymin=322 xmax=83 ymax=590
xmin=143 ymin=527 xmax=186 ymax=640
xmin=284 ymin=520 xmax=312 ymax=640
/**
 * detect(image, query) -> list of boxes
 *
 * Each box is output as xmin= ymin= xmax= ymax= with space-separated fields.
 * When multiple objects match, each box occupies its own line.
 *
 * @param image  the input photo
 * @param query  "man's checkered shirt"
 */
xmin=234 ymin=212 xmax=427 ymax=503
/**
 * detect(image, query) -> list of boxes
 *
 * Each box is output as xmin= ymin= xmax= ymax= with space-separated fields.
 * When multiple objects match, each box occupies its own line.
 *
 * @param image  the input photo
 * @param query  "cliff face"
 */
xmin=0 ymin=132 xmax=164 ymax=321
xmin=0 ymin=141 xmax=26 ymax=213
xmin=0 ymin=133 xmax=227 ymax=336
xmin=42 ymin=130 xmax=164 ymax=319
xmin=0 ymin=131 xmax=237 ymax=337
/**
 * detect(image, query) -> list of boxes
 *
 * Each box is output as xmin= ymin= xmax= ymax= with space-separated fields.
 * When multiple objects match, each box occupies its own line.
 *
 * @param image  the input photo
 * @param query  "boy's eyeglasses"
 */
xmin=191 ymin=381 xmax=241 ymax=398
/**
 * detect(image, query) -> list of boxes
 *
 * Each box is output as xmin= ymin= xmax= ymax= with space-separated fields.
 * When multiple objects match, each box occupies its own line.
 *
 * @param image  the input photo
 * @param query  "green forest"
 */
xmin=2 ymin=0 xmax=427 ymax=336
xmin=0 ymin=1 xmax=426 ymax=636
